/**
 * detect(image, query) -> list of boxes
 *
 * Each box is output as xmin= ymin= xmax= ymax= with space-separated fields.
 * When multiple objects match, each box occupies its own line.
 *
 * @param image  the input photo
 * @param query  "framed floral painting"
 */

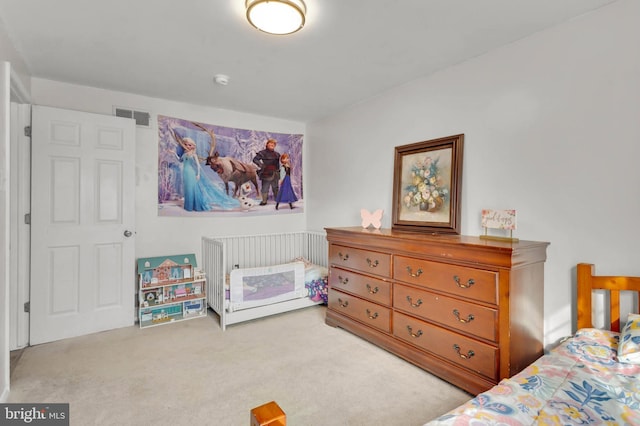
xmin=392 ymin=134 xmax=464 ymax=234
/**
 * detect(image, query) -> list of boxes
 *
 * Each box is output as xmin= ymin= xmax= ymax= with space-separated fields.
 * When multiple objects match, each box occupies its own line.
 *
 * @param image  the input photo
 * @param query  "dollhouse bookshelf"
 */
xmin=136 ymin=254 xmax=207 ymax=328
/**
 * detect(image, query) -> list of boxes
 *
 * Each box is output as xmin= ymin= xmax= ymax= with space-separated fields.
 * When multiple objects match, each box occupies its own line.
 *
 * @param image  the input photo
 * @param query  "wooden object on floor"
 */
xmin=250 ymin=401 xmax=286 ymax=426
xmin=325 ymin=226 xmax=549 ymax=395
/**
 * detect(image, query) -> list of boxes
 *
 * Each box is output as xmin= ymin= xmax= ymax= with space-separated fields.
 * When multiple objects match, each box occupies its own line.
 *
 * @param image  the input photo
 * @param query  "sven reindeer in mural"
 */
xmin=190 ymin=122 xmax=260 ymax=198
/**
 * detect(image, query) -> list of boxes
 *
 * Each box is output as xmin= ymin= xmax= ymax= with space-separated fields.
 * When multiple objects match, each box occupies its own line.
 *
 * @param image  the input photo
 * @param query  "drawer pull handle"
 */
xmin=453 ymin=275 xmax=475 ymax=289
xmin=406 ymin=266 xmax=423 ymax=277
xmin=366 ymin=284 xmax=379 ymax=294
xmin=406 ymin=325 xmax=423 ymax=338
xmin=366 ymin=309 xmax=379 ymax=319
xmin=366 ymin=258 xmax=379 ymax=268
xmin=338 ymin=252 xmax=350 ymax=261
xmin=338 ymin=276 xmax=349 ymax=285
xmin=453 ymin=344 xmax=475 ymax=360
xmin=406 ymin=296 xmax=423 ymax=308
xmin=338 ymin=298 xmax=349 ymax=308
xmin=452 ymin=309 xmax=475 ymax=323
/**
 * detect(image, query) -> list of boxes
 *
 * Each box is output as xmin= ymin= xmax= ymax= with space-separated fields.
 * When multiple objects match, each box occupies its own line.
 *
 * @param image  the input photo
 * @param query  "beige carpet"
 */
xmin=8 ymin=306 xmax=471 ymax=425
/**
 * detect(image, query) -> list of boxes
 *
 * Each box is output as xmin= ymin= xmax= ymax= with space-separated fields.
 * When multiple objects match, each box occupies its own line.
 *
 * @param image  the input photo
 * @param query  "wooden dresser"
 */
xmin=325 ymin=227 xmax=549 ymax=394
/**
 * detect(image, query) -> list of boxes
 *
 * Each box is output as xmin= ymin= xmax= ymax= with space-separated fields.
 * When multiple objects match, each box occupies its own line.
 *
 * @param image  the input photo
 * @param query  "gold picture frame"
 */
xmin=392 ymin=134 xmax=464 ymax=234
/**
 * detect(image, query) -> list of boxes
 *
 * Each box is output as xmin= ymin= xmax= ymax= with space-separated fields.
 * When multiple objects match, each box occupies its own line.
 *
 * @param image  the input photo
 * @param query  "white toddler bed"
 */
xmin=202 ymin=231 xmax=328 ymax=330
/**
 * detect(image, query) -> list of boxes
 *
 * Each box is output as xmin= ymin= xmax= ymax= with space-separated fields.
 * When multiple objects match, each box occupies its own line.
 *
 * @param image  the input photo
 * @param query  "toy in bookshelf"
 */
xmin=175 ymin=285 xmax=187 ymax=298
xmin=142 ymin=288 xmax=161 ymax=305
xmin=184 ymin=299 xmax=205 ymax=317
xmin=194 ymin=268 xmax=205 ymax=280
xmin=171 ymin=266 xmax=183 ymax=280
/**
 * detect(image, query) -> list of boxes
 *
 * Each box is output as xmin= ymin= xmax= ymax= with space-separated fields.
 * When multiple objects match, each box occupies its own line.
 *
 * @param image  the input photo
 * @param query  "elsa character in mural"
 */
xmin=170 ymin=127 xmax=239 ymax=212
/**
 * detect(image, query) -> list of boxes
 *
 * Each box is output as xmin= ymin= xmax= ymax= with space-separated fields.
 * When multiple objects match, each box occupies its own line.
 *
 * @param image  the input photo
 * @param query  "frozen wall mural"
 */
xmin=158 ymin=115 xmax=303 ymax=216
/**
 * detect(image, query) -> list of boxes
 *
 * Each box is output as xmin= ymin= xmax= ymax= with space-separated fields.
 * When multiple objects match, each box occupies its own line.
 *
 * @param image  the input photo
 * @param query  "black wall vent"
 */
xmin=114 ymin=107 xmax=151 ymax=127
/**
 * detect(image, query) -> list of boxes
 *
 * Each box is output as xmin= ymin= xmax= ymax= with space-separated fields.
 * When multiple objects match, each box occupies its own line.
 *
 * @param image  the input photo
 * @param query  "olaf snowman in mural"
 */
xmin=239 ymin=183 xmax=258 ymax=211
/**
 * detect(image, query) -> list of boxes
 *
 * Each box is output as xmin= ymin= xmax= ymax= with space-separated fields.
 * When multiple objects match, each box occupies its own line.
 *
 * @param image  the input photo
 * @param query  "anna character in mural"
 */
xmin=170 ymin=127 xmax=239 ymax=212
xmin=275 ymin=153 xmax=297 ymax=210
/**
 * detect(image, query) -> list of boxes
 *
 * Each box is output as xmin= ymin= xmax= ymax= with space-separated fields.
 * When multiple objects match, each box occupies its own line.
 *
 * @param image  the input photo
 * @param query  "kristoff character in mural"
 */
xmin=252 ymin=139 xmax=281 ymax=206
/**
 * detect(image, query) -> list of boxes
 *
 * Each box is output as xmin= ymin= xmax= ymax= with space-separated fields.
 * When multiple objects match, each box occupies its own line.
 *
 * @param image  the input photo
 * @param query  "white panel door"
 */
xmin=30 ymin=105 xmax=136 ymax=345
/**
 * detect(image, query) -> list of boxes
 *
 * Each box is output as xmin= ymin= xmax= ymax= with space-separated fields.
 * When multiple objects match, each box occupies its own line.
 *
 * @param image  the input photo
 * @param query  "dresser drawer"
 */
xmin=394 ymin=256 xmax=497 ymax=304
xmin=328 ymin=290 xmax=391 ymax=333
xmin=394 ymin=284 xmax=498 ymax=342
xmin=329 ymin=244 xmax=391 ymax=278
xmin=393 ymin=312 xmax=498 ymax=381
xmin=330 ymin=267 xmax=391 ymax=306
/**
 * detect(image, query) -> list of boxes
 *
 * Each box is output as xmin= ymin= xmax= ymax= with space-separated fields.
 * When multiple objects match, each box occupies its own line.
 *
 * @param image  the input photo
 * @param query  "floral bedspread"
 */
xmin=426 ymin=328 xmax=640 ymax=425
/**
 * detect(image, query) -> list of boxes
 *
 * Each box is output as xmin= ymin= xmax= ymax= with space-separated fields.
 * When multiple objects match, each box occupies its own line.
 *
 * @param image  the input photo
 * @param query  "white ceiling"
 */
xmin=0 ymin=0 xmax=617 ymax=123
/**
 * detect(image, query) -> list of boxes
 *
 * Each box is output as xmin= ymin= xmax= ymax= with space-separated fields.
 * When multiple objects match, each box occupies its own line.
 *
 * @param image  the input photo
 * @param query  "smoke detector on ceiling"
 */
xmin=213 ymin=74 xmax=230 ymax=85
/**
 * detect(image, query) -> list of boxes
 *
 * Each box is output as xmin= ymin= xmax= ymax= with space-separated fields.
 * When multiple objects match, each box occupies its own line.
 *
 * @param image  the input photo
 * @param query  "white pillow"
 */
xmin=618 ymin=313 xmax=640 ymax=364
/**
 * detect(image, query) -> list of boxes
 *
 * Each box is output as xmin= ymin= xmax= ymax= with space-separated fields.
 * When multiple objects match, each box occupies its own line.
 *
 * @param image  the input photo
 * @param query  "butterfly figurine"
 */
xmin=360 ymin=209 xmax=383 ymax=229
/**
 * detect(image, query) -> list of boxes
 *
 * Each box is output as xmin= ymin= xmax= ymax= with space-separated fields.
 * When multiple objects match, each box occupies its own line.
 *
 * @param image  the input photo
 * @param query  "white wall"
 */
xmin=0 ymin=18 xmax=30 ymax=98
xmin=306 ymin=0 xmax=640 ymax=347
xmin=0 ymin=61 xmax=11 ymax=402
xmin=30 ymin=80 xmax=309 ymax=260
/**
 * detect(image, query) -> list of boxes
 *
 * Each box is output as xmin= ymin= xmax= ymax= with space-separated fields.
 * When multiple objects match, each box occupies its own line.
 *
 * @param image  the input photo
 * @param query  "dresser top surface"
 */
xmin=325 ymin=227 xmax=548 ymax=249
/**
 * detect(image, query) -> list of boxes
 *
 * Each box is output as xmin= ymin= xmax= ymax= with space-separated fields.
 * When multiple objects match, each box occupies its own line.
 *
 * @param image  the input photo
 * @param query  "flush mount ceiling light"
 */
xmin=245 ymin=0 xmax=306 ymax=35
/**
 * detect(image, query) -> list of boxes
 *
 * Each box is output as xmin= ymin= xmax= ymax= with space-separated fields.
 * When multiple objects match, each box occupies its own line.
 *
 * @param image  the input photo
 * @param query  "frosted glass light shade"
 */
xmin=246 ymin=0 xmax=306 ymax=35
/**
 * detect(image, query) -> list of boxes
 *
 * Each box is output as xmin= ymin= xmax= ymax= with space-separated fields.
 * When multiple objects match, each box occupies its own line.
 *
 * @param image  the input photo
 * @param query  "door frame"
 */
xmin=9 ymin=101 xmax=31 ymax=350
xmin=2 ymin=64 xmax=31 ymax=403
xmin=9 ymin=68 xmax=31 ymax=350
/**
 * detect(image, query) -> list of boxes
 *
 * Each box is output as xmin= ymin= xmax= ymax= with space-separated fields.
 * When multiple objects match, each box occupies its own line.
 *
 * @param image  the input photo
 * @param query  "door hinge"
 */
xmin=24 ymin=213 xmax=31 ymax=224
xmin=24 ymin=301 xmax=30 ymax=313
xmin=24 ymin=125 xmax=31 ymax=137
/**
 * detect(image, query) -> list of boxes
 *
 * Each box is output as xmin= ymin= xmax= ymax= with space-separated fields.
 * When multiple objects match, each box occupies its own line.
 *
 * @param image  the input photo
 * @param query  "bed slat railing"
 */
xmin=202 ymin=237 xmax=226 ymax=322
xmin=202 ymin=231 xmax=328 ymax=330
xmin=577 ymin=263 xmax=640 ymax=331
xmin=213 ymin=231 xmax=327 ymax=272
xmin=305 ymin=231 xmax=328 ymax=267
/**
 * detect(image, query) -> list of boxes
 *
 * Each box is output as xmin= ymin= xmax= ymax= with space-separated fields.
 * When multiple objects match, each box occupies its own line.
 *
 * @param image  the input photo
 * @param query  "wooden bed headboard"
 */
xmin=577 ymin=263 xmax=640 ymax=332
